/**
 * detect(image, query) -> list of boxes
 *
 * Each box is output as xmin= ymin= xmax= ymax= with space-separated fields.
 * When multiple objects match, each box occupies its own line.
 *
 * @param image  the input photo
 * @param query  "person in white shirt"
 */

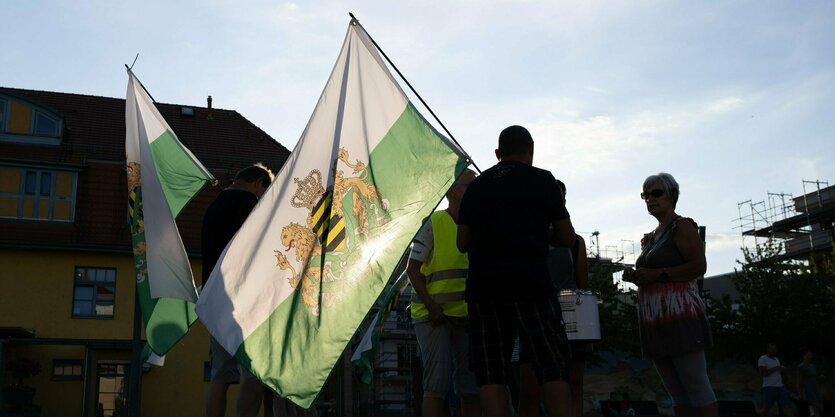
xmin=758 ymin=343 xmax=795 ymax=417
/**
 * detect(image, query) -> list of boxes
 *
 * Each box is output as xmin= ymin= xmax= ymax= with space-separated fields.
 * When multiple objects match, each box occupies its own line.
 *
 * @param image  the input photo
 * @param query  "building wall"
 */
xmin=141 ymin=322 xmax=227 ymax=417
xmin=2 ymin=344 xmax=85 ymax=417
xmin=0 ymin=248 xmax=259 ymax=417
xmin=0 ymin=249 xmax=133 ymax=339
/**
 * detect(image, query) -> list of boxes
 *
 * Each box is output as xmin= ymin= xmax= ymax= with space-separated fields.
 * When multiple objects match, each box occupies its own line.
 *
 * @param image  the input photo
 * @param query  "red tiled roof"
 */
xmin=0 ymin=87 xmax=292 ymax=254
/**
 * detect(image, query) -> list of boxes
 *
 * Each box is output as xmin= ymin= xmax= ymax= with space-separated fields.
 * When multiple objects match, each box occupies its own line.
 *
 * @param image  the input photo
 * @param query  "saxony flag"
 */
xmin=197 ymin=20 xmax=469 ymax=407
xmin=125 ymin=70 xmax=214 ymax=357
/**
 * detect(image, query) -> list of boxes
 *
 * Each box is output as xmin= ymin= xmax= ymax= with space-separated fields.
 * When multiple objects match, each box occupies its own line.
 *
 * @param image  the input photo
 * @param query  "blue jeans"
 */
xmin=762 ymin=386 xmax=792 ymax=415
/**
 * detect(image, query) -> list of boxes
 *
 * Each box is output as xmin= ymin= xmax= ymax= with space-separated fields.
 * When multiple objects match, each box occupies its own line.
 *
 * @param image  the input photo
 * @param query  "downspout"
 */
xmin=82 ymin=345 xmax=91 ymax=417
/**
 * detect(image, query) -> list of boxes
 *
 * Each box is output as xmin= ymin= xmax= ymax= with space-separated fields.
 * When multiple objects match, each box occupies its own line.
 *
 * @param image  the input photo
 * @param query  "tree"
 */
xmin=588 ymin=260 xmax=641 ymax=364
xmin=707 ymin=240 xmax=835 ymax=366
xmin=701 ymin=292 xmax=740 ymax=363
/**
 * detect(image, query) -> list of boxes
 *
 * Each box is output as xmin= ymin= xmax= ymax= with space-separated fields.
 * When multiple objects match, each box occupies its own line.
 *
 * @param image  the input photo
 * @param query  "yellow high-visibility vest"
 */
xmin=411 ymin=210 xmax=468 ymax=319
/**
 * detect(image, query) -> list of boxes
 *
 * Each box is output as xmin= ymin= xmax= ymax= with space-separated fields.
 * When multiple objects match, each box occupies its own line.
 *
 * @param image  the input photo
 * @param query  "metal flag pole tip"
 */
xmin=124 ymin=63 xmax=157 ymax=104
xmin=128 ymin=53 xmax=139 ymax=71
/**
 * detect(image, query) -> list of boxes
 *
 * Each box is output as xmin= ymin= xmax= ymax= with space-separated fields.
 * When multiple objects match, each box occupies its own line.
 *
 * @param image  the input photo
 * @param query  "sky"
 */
xmin=3 ymin=1 xmax=834 ymax=277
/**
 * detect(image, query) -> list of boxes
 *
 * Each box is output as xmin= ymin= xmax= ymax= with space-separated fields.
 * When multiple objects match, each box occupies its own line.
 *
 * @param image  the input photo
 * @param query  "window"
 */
xmin=97 ymin=361 xmax=130 ymax=417
xmin=0 ymin=166 xmax=76 ymax=221
xmin=180 ymin=106 xmax=195 ymax=117
xmin=33 ymin=110 xmax=59 ymax=136
xmin=24 ymin=171 xmax=37 ymax=194
xmin=73 ymin=267 xmax=116 ymax=318
xmin=0 ymin=94 xmax=63 ymax=145
xmin=53 ymin=359 xmax=83 ymax=381
xmin=39 ymin=172 xmax=52 ymax=196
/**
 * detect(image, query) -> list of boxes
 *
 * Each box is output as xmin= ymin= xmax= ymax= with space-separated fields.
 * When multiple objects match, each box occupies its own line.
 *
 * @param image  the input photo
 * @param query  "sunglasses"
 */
xmin=640 ymin=189 xmax=665 ymax=200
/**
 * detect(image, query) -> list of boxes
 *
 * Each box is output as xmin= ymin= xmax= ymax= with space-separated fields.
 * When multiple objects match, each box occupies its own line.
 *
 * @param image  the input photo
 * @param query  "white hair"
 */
xmin=643 ymin=172 xmax=680 ymax=208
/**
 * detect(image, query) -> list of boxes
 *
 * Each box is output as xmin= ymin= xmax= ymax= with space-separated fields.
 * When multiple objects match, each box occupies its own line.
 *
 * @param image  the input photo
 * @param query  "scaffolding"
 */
xmin=356 ymin=292 xmax=420 ymax=417
xmin=583 ymin=231 xmax=637 ymax=266
xmin=735 ymin=179 xmax=833 ymax=257
xmin=581 ymin=231 xmax=634 ymax=291
xmin=367 ymin=311 xmax=419 ymax=417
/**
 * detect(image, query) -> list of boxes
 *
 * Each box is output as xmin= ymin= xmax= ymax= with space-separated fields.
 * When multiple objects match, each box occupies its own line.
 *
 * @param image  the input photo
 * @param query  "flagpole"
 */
xmin=349 ymin=13 xmax=482 ymax=174
xmin=124 ymin=64 xmax=157 ymax=103
xmin=129 ymin=290 xmax=143 ymax=417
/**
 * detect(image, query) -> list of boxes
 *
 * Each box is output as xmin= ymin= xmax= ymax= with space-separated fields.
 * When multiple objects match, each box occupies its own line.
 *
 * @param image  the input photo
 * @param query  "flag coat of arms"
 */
xmin=197 ymin=21 xmax=469 ymax=407
xmin=125 ymin=70 xmax=214 ymax=357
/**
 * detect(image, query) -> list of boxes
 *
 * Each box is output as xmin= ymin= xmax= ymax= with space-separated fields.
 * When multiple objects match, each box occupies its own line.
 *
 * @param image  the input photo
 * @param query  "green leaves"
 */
xmin=589 ymin=261 xmax=641 ymax=364
xmin=707 ymin=240 xmax=835 ymax=363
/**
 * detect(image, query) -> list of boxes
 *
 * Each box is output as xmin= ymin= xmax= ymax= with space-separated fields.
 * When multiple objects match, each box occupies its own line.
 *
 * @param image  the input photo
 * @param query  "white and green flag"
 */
xmin=196 ymin=21 xmax=469 ymax=407
xmin=125 ymin=70 xmax=214 ymax=358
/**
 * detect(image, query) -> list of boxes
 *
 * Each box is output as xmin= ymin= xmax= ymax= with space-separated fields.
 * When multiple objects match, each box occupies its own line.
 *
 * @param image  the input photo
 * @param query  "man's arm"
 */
xmin=574 ymin=235 xmax=589 ymax=289
xmin=551 ymin=217 xmax=576 ymax=248
xmin=456 ymin=186 xmax=472 ymax=253
xmin=758 ymin=359 xmax=784 ymax=377
xmin=759 ymin=365 xmax=769 ymax=377
xmin=760 ymin=365 xmax=784 ymax=377
xmin=406 ymin=258 xmax=444 ymax=324
xmin=456 ymin=224 xmax=470 ymax=253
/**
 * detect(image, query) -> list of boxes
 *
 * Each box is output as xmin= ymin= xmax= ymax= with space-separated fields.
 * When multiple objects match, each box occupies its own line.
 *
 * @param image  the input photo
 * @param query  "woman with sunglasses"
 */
xmin=623 ymin=173 xmax=717 ymax=417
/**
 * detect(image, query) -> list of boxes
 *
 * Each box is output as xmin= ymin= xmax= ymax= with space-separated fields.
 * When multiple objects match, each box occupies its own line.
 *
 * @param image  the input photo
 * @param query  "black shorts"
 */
xmin=468 ymin=297 xmax=571 ymax=386
xmin=519 ymin=340 xmax=592 ymax=363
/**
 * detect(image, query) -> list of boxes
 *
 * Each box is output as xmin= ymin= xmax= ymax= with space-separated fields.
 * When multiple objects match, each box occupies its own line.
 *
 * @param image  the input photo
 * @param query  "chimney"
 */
xmin=207 ymin=95 xmax=213 ymax=120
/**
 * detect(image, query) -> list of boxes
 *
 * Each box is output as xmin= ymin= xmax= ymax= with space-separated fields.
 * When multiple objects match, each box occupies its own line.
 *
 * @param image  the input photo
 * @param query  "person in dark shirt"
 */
xmin=457 ymin=125 xmax=578 ymax=417
xmin=621 ymin=393 xmax=635 ymax=417
xmin=602 ymin=392 xmax=622 ymax=417
xmin=203 ymin=163 xmax=273 ymax=417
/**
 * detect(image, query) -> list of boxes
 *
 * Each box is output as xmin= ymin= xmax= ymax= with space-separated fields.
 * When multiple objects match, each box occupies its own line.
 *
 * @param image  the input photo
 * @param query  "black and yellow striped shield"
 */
xmin=310 ymin=190 xmax=345 ymax=253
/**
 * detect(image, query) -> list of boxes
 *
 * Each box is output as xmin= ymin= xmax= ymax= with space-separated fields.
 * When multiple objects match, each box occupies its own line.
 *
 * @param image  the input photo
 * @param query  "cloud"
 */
xmin=527 ymin=111 xmax=660 ymax=178
xmin=785 ymin=157 xmax=825 ymax=180
xmin=706 ymin=233 xmax=744 ymax=252
xmin=511 ymin=90 xmax=765 ymax=184
xmin=705 ymin=96 xmax=744 ymax=113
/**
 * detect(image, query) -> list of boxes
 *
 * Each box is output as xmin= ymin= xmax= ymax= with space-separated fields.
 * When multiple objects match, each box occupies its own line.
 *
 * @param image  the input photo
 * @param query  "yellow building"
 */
xmin=0 ymin=87 xmax=291 ymax=416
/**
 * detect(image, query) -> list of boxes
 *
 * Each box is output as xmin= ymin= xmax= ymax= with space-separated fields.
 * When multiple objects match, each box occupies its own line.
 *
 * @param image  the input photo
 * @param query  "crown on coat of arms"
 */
xmin=291 ymin=169 xmax=325 ymax=209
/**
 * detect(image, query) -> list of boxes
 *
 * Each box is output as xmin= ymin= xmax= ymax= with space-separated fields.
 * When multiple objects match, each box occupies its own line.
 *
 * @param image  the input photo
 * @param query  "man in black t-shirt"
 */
xmin=202 ymin=163 xmax=273 ymax=417
xmin=457 ymin=125 xmax=577 ymax=417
